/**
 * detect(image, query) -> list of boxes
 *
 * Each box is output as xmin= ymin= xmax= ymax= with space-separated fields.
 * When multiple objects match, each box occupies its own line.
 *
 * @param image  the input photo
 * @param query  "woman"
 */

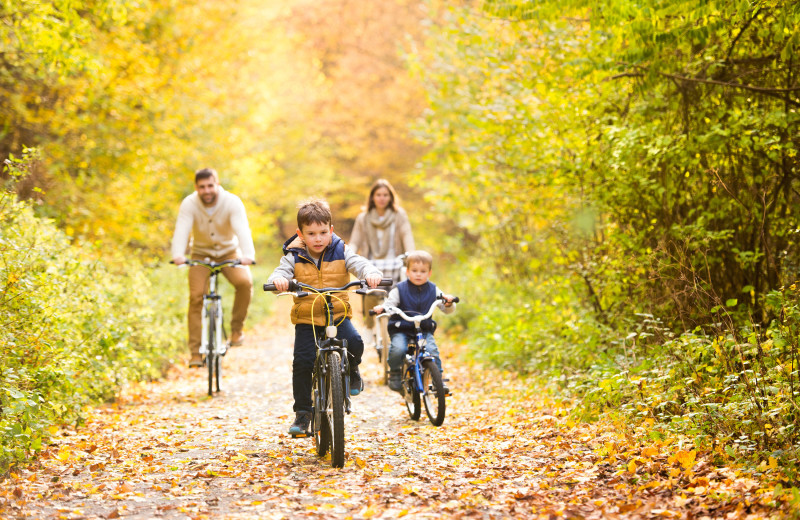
xmin=350 ymin=179 xmax=416 ymax=347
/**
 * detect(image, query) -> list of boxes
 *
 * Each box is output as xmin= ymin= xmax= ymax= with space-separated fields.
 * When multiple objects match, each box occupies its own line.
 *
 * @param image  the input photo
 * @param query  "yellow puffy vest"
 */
xmin=288 ymin=235 xmax=352 ymax=326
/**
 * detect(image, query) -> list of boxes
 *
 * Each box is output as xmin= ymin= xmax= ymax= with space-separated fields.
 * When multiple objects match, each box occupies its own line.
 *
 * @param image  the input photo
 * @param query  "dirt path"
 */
xmin=0 ymin=309 xmax=787 ymax=519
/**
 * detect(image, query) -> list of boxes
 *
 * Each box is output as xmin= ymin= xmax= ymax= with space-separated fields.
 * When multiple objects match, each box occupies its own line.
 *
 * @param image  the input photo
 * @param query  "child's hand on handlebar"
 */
xmin=273 ymin=277 xmax=290 ymax=292
xmin=366 ymin=274 xmax=382 ymax=288
xmin=443 ymin=294 xmax=455 ymax=307
xmin=373 ymin=305 xmax=384 ymax=315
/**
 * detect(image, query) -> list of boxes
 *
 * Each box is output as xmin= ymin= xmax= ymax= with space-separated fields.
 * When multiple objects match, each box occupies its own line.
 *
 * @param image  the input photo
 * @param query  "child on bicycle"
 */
xmin=373 ymin=250 xmax=456 ymax=394
xmin=267 ymin=199 xmax=383 ymax=435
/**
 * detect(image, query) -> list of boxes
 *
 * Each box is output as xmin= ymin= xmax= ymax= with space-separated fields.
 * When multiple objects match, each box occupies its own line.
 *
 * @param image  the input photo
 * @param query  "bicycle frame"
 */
xmin=181 ymin=258 xmax=242 ymax=395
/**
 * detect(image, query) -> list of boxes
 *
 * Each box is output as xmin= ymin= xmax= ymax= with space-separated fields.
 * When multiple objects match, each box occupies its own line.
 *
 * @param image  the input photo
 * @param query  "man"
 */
xmin=171 ymin=168 xmax=255 ymax=367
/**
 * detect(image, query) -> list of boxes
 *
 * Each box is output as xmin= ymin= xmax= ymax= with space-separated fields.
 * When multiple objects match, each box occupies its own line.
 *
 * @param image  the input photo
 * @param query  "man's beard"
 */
xmin=201 ymin=193 xmax=217 ymax=206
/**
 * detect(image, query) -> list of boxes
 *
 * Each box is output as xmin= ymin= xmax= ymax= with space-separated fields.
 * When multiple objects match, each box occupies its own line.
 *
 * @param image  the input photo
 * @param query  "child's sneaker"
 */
xmin=288 ymin=411 xmax=311 ymax=436
xmin=349 ymin=367 xmax=364 ymax=396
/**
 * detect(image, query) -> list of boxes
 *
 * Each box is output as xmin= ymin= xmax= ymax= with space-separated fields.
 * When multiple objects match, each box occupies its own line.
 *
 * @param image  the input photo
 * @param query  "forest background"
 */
xmin=2 ymin=0 xmax=800 ymax=491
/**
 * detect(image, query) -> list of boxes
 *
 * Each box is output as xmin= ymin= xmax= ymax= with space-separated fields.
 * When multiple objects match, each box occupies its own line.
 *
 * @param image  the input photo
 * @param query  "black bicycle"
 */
xmin=264 ymin=277 xmax=391 ymax=467
xmin=175 ymin=259 xmax=243 ymax=396
xmin=375 ymin=295 xmax=459 ymax=426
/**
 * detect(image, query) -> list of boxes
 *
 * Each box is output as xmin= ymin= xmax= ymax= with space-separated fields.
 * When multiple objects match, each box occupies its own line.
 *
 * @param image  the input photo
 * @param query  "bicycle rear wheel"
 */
xmin=327 ymin=351 xmax=345 ymax=467
xmin=403 ymin=364 xmax=421 ymax=421
xmin=422 ymin=359 xmax=446 ymax=426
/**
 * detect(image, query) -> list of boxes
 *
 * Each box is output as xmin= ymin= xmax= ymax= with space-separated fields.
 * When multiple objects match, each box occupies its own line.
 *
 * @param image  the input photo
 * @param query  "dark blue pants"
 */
xmin=293 ymin=318 xmax=364 ymax=413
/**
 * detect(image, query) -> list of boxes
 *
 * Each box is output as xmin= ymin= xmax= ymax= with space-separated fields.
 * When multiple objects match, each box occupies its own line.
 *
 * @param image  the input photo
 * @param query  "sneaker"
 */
xmin=388 ymin=373 xmax=403 ymax=393
xmin=288 ymin=412 xmax=312 ymax=435
xmin=349 ymin=367 xmax=364 ymax=396
xmin=229 ymin=331 xmax=245 ymax=347
xmin=188 ymin=353 xmax=203 ymax=368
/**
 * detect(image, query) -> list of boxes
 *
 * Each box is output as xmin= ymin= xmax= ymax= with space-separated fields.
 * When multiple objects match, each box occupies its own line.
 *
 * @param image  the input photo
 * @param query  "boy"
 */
xmin=373 ymin=250 xmax=456 ymax=394
xmin=268 ymin=199 xmax=382 ymax=435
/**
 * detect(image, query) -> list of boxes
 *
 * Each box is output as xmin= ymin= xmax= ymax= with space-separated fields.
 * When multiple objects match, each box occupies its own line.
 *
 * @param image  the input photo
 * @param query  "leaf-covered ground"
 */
xmin=0 ymin=314 xmax=792 ymax=519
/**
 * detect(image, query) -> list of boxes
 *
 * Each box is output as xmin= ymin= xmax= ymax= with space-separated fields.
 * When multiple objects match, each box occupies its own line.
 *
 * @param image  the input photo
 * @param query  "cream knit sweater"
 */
xmin=170 ymin=186 xmax=256 ymax=261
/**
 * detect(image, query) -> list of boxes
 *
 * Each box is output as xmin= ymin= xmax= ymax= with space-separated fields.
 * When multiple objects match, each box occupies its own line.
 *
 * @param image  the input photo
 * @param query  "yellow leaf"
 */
xmin=628 ymin=460 xmax=637 ymax=473
xmin=769 ymin=457 xmax=778 ymax=470
xmin=382 ymin=463 xmax=394 ymax=472
xmin=355 ymin=457 xmax=366 ymax=468
xmin=641 ymin=446 xmax=658 ymax=458
xmin=675 ymin=450 xmax=696 ymax=469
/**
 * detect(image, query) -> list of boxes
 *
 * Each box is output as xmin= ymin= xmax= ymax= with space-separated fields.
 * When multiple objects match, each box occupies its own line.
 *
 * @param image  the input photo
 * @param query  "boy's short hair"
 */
xmin=405 ymin=250 xmax=433 ymax=270
xmin=297 ymin=198 xmax=332 ymax=229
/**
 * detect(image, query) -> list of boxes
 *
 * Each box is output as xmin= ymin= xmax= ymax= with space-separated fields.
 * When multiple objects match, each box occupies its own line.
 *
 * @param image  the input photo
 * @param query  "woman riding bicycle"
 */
xmin=349 ymin=179 xmax=416 ymax=348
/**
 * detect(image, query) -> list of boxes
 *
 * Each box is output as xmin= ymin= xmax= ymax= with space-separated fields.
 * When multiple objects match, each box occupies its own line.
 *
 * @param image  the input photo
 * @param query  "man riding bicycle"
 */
xmin=171 ymin=168 xmax=255 ymax=367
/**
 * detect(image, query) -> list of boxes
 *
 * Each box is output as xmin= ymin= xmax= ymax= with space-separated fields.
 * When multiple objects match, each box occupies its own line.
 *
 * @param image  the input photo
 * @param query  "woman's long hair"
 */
xmin=366 ymin=178 xmax=400 ymax=212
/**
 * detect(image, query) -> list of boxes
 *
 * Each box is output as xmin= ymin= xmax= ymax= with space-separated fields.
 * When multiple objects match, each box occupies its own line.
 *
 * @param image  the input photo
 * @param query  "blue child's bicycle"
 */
xmin=375 ymin=295 xmax=459 ymax=426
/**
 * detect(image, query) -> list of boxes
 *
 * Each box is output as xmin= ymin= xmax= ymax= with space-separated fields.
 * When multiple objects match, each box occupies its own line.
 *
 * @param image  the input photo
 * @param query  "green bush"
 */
xmin=0 ymin=170 xmax=183 ymax=471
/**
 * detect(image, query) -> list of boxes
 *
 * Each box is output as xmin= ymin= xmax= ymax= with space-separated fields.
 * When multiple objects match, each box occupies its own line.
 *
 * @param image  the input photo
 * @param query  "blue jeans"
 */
xmin=388 ymin=331 xmax=442 ymax=374
xmin=293 ymin=318 xmax=363 ymax=413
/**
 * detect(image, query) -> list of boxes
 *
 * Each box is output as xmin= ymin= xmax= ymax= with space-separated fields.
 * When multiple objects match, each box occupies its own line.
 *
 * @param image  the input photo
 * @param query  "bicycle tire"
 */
xmin=421 ymin=359 xmax=446 ymax=426
xmin=403 ymin=364 xmax=421 ymax=421
xmin=379 ymin=318 xmax=390 ymax=385
xmin=215 ymin=303 xmax=224 ymax=392
xmin=327 ymin=351 xmax=346 ymax=468
xmin=313 ymin=357 xmax=330 ymax=457
xmin=207 ymin=307 xmax=216 ymax=396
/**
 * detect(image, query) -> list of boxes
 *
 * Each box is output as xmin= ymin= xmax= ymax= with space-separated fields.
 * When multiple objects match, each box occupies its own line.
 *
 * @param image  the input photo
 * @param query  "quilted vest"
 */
xmin=284 ymin=233 xmax=352 ymax=326
xmin=389 ymin=280 xmax=438 ymax=333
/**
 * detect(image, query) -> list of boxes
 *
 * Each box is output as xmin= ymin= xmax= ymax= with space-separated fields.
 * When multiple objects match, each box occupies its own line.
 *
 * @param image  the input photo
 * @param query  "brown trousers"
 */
xmin=187 ymin=252 xmax=253 ymax=355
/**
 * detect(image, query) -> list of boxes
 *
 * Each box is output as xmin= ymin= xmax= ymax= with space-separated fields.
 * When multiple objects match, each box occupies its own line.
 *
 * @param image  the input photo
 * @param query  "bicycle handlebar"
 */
xmin=263 ymin=278 xmax=393 ymax=294
xmin=374 ymin=295 xmax=460 ymax=320
xmin=170 ymin=259 xmax=254 ymax=269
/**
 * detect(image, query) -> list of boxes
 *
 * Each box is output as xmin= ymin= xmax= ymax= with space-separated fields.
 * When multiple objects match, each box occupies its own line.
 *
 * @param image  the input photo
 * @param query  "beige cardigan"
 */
xmin=349 ymin=207 xmax=415 ymax=259
xmin=170 ymin=186 xmax=256 ymax=261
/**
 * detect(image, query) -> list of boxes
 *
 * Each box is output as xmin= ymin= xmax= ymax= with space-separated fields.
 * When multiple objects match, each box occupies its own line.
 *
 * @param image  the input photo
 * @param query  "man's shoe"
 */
xmin=188 ymin=353 xmax=203 ymax=368
xmin=349 ymin=367 xmax=364 ymax=396
xmin=229 ymin=331 xmax=245 ymax=347
xmin=288 ymin=412 xmax=312 ymax=436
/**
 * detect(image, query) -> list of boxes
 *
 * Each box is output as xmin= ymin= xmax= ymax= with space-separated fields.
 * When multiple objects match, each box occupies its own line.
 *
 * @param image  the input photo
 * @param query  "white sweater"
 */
xmin=170 ymin=186 xmax=256 ymax=261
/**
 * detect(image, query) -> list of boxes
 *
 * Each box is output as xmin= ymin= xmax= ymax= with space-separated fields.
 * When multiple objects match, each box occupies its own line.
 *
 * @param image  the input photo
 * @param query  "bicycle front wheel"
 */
xmin=422 ymin=359 xmax=446 ymax=426
xmin=207 ymin=308 xmax=216 ymax=396
xmin=326 ymin=351 xmax=346 ymax=468
xmin=379 ymin=318 xmax=390 ymax=385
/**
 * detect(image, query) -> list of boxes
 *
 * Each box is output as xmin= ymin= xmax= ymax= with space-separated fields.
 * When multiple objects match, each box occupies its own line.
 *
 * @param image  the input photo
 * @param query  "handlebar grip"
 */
xmin=452 ymin=296 xmax=460 ymax=303
xmin=368 ymin=309 xmax=377 ymax=316
xmin=379 ymin=278 xmax=393 ymax=287
xmin=263 ymin=283 xmax=277 ymax=292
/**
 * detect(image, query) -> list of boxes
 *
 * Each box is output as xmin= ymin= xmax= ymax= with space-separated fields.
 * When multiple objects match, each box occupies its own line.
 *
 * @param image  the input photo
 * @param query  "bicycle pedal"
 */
xmin=290 ymin=432 xmax=310 ymax=438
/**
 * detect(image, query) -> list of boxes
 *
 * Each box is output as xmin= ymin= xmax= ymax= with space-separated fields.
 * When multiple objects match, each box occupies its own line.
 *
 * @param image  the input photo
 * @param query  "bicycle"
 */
xmin=374 ymin=295 xmax=460 ymax=426
xmin=263 ymin=277 xmax=391 ymax=467
xmin=367 ymin=252 xmax=408 ymax=385
xmin=174 ymin=258 xmax=244 ymax=396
